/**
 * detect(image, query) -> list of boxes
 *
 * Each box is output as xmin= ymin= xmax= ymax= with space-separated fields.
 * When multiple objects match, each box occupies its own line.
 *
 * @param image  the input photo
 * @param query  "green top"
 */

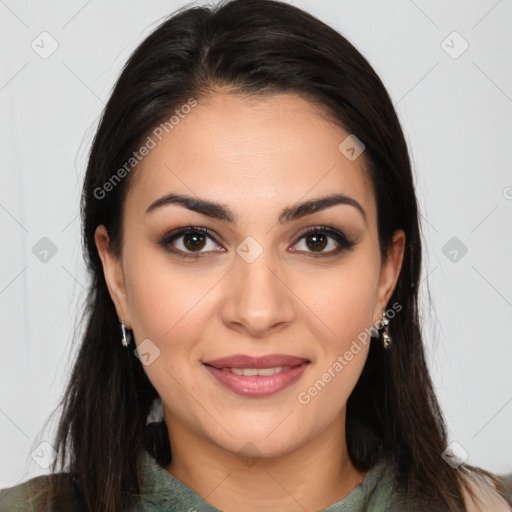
xmin=135 ymin=451 xmax=396 ymax=511
xmin=0 ymin=450 xmax=397 ymax=511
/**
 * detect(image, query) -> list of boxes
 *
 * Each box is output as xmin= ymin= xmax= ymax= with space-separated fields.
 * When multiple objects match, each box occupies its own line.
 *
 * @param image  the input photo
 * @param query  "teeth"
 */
xmin=226 ymin=366 xmax=291 ymax=376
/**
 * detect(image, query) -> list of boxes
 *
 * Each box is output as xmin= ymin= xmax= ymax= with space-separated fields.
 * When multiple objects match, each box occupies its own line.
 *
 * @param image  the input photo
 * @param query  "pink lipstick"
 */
xmin=202 ymin=354 xmax=310 ymax=397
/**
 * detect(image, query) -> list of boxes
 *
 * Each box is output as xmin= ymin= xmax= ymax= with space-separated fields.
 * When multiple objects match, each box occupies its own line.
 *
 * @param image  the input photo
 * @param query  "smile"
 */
xmin=203 ymin=360 xmax=310 ymax=397
xmin=221 ymin=366 xmax=291 ymax=376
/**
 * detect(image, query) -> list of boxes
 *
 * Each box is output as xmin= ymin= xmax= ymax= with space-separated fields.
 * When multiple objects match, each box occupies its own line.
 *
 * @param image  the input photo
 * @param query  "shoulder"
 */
xmin=0 ymin=473 xmax=82 ymax=512
xmin=497 ymin=473 xmax=512 ymax=505
xmin=0 ymin=475 xmax=47 ymax=512
xmin=462 ymin=473 xmax=512 ymax=512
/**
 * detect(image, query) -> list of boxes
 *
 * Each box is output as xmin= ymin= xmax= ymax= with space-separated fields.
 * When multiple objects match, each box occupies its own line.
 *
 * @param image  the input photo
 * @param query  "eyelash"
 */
xmin=158 ymin=224 xmax=357 ymax=259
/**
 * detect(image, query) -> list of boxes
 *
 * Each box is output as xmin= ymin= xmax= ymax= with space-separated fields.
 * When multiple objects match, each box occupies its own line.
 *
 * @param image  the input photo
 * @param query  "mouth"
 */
xmin=202 ymin=354 xmax=311 ymax=397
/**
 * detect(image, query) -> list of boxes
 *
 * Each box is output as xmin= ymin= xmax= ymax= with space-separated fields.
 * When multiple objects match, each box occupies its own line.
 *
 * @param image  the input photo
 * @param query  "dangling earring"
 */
xmin=380 ymin=310 xmax=392 ymax=349
xmin=121 ymin=317 xmax=131 ymax=348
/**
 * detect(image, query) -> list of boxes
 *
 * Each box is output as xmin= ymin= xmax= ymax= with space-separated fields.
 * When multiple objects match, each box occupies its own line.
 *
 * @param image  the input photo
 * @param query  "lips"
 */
xmin=203 ymin=361 xmax=310 ymax=397
xmin=202 ymin=354 xmax=310 ymax=369
xmin=202 ymin=354 xmax=311 ymax=397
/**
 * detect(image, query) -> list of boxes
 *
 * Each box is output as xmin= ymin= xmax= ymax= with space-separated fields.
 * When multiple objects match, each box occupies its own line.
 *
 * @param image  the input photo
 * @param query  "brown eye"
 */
xmin=158 ymin=226 xmax=224 ymax=258
xmin=291 ymin=226 xmax=357 ymax=257
xmin=304 ymin=232 xmax=328 ymax=252
xmin=182 ymin=232 xmax=207 ymax=251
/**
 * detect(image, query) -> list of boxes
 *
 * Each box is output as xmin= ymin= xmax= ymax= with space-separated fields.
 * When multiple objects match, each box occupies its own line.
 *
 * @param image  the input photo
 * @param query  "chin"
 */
xmin=212 ymin=430 xmax=302 ymax=462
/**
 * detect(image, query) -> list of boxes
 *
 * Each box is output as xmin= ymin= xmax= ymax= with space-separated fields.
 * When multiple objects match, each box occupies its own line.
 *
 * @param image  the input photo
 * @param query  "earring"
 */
xmin=380 ymin=310 xmax=392 ymax=349
xmin=121 ymin=317 xmax=130 ymax=348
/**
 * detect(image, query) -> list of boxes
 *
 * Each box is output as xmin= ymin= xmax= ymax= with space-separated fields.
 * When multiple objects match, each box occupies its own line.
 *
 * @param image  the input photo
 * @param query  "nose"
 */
xmin=220 ymin=250 xmax=295 ymax=338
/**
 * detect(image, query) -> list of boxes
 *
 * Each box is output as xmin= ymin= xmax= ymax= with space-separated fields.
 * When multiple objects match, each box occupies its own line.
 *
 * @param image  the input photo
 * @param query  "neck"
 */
xmin=164 ymin=412 xmax=367 ymax=511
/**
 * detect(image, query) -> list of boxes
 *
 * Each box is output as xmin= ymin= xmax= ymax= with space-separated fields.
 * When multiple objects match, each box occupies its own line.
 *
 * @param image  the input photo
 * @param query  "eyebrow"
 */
xmin=145 ymin=192 xmax=367 ymax=225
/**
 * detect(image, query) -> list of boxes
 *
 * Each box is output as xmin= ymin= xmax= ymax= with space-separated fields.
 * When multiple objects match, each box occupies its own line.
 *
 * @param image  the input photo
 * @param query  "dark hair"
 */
xmin=40 ymin=0 xmax=503 ymax=510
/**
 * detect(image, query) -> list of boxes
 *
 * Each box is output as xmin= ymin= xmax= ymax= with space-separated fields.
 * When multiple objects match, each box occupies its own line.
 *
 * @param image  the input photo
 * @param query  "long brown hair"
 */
xmin=40 ymin=0 xmax=504 ymax=510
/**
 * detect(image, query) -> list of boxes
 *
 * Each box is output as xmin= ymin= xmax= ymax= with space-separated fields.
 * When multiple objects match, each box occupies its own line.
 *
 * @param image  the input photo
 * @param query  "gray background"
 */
xmin=1 ymin=0 xmax=511 ymax=488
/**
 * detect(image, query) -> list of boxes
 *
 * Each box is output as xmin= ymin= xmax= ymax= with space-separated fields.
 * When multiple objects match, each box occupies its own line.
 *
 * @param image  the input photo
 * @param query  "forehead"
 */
xmin=126 ymin=92 xmax=376 ymax=225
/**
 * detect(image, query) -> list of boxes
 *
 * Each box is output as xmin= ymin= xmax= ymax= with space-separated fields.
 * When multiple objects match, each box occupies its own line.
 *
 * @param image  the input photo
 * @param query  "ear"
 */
xmin=94 ymin=225 xmax=131 ymax=328
xmin=373 ymin=229 xmax=406 ymax=322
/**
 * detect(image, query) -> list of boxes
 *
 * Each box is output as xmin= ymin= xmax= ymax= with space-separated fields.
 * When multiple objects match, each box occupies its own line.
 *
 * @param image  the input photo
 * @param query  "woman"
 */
xmin=0 ymin=0 xmax=510 ymax=510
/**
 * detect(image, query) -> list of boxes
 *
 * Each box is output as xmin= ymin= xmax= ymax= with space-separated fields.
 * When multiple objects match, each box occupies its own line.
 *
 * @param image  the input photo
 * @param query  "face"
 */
xmin=96 ymin=92 xmax=404 ymax=462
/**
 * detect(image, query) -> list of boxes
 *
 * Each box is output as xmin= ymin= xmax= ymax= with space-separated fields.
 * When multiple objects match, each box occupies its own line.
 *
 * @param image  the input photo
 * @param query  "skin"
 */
xmin=95 ymin=92 xmax=405 ymax=511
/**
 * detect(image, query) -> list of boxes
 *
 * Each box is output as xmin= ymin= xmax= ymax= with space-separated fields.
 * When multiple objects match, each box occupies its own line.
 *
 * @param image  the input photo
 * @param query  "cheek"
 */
xmin=124 ymin=247 xmax=213 ymax=341
xmin=123 ymin=248 xmax=216 ymax=393
xmin=299 ymin=258 xmax=380 ymax=350
xmin=295 ymin=346 xmax=368 ymax=441
xmin=125 ymin=260 xmax=211 ymax=425
xmin=295 ymin=268 xmax=376 ymax=425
